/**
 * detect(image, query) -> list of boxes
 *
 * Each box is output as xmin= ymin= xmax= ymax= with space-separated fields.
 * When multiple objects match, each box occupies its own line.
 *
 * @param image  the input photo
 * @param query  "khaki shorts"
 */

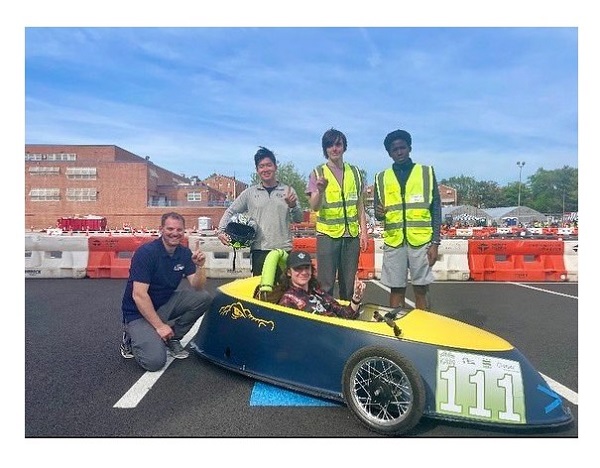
xmin=381 ymin=242 xmax=435 ymax=288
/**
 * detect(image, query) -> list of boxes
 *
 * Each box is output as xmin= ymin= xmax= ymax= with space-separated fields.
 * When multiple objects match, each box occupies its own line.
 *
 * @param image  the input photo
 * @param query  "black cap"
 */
xmin=287 ymin=250 xmax=313 ymax=269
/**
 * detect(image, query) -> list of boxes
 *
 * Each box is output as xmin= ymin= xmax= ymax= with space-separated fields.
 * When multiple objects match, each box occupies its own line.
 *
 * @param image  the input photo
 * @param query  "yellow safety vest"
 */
xmin=375 ymin=164 xmax=434 ymax=247
xmin=314 ymin=163 xmax=362 ymax=238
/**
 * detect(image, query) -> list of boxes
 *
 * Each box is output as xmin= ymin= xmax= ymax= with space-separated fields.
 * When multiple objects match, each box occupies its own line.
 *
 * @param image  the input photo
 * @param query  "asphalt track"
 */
xmin=24 ymin=277 xmax=578 ymax=443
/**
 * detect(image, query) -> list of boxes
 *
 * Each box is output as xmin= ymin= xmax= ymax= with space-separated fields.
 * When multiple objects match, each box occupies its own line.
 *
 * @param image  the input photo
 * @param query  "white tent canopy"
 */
xmin=442 ymin=205 xmax=547 ymax=225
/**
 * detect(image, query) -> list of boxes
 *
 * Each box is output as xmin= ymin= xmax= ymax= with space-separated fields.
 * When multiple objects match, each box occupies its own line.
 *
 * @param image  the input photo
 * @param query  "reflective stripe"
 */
xmin=385 ymin=219 xmax=432 ymax=230
xmin=316 ymin=215 xmax=359 ymax=225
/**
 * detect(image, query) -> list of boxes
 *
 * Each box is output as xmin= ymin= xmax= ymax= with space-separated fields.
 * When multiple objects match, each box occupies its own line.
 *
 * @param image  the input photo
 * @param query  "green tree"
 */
xmin=475 ymin=180 xmax=503 ymax=208
xmin=439 ymin=175 xmax=478 ymax=205
xmin=501 ymin=181 xmax=532 ymax=208
xmin=442 ymin=166 xmax=577 ymax=214
xmin=251 ymin=160 xmax=309 ymax=210
xmin=528 ymin=166 xmax=578 ymax=214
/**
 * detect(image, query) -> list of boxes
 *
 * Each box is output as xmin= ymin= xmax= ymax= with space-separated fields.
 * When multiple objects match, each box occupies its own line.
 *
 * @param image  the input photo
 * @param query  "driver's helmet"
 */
xmin=225 ymin=214 xmax=257 ymax=249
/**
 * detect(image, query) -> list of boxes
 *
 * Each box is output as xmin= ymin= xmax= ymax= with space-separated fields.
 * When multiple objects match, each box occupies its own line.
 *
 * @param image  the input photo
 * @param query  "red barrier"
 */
xmin=292 ymin=237 xmax=374 ymax=280
xmin=357 ymin=238 xmax=375 ymax=279
xmin=292 ymin=237 xmax=317 ymax=253
xmin=87 ymin=236 xmax=154 ymax=278
xmin=86 ymin=235 xmax=188 ymax=278
xmin=468 ymin=239 xmax=567 ymax=281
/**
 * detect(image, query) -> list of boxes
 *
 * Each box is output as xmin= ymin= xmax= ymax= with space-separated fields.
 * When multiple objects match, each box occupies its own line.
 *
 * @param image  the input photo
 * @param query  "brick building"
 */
xmin=439 ymin=184 xmax=458 ymax=206
xmin=24 ymin=144 xmax=232 ymax=230
xmin=202 ymin=173 xmax=248 ymax=203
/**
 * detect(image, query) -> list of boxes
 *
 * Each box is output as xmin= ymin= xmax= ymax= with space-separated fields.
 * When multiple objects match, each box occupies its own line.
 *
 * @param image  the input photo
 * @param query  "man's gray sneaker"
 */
xmin=120 ymin=331 xmax=134 ymax=359
xmin=166 ymin=339 xmax=189 ymax=359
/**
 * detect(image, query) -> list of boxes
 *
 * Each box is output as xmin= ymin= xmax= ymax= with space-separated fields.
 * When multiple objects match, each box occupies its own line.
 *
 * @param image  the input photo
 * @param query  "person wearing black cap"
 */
xmin=276 ymin=250 xmax=365 ymax=319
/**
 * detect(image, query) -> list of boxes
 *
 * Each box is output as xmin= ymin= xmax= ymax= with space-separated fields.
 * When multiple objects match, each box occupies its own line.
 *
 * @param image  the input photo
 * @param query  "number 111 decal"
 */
xmin=436 ymin=350 xmax=526 ymax=424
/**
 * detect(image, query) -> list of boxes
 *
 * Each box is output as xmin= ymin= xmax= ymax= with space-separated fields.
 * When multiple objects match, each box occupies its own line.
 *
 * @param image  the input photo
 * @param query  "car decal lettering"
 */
xmin=435 ymin=350 xmax=526 ymax=424
xmin=219 ymin=301 xmax=275 ymax=331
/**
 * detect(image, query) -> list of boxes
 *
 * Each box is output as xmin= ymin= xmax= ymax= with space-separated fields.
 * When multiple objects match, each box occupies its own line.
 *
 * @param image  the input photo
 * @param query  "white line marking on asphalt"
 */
xmin=509 ymin=282 xmax=578 ymax=299
xmin=113 ymin=317 xmax=204 ymax=409
xmin=540 ymin=373 xmax=578 ymax=405
xmin=371 ymin=280 xmax=416 ymax=307
xmin=371 ymin=279 xmax=579 ymax=406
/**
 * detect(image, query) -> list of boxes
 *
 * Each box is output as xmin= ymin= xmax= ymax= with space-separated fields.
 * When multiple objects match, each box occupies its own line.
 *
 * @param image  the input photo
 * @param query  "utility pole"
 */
xmin=516 ymin=161 xmax=526 ymax=222
xmin=562 ymin=188 xmax=566 ymax=226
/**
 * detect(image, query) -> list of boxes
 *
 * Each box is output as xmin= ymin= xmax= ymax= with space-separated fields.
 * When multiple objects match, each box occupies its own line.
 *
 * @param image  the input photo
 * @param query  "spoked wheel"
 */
xmin=342 ymin=346 xmax=425 ymax=435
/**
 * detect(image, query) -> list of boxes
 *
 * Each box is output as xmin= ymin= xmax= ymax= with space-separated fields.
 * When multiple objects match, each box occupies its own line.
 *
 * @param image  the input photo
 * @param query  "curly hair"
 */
xmin=263 ymin=265 xmax=320 ymax=303
xmin=383 ymin=129 xmax=412 ymax=152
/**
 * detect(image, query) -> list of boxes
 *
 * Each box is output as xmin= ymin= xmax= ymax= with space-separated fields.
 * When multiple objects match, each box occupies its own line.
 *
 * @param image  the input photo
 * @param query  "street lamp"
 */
xmin=559 ymin=186 xmax=566 ymax=226
xmin=516 ymin=161 xmax=526 ymax=222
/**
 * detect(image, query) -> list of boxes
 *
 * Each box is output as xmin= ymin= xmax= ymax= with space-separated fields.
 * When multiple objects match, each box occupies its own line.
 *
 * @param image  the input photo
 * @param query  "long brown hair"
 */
xmin=263 ymin=265 xmax=320 ymax=303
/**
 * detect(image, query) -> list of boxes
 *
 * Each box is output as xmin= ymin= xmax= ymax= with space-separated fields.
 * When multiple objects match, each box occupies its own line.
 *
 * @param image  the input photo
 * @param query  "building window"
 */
xmin=26 ymin=153 xmax=77 ymax=161
xmin=28 ymin=166 xmax=60 ymax=175
xmin=25 ymin=153 xmax=44 ymax=161
xmin=149 ymin=196 xmax=173 ymax=206
xmin=47 ymin=153 xmax=76 ymax=161
xmin=29 ymin=188 xmax=60 ymax=201
xmin=187 ymin=192 xmax=202 ymax=202
xmin=66 ymin=188 xmax=97 ymax=201
xmin=66 ymin=167 xmax=97 ymax=179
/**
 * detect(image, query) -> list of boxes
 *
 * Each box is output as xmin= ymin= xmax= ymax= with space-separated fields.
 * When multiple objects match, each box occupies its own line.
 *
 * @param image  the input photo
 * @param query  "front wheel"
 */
xmin=342 ymin=346 xmax=425 ymax=435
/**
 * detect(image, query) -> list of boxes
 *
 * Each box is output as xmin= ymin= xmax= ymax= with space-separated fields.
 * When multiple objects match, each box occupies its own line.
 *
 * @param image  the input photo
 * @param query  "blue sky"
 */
xmin=24 ymin=25 xmax=578 ymax=187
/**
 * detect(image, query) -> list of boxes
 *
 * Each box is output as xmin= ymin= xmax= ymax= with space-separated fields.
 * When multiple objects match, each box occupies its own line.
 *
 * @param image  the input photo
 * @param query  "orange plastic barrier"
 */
xmin=468 ymin=239 xmax=567 ymax=282
xmin=292 ymin=237 xmax=374 ymax=280
xmin=292 ymin=237 xmax=317 ymax=253
xmin=357 ymin=238 xmax=375 ymax=279
xmin=86 ymin=235 xmax=188 ymax=278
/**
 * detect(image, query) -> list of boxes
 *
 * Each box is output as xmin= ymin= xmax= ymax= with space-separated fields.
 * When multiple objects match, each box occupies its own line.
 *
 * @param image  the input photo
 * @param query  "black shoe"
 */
xmin=166 ymin=339 xmax=189 ymax=359
xmin=120 ymin=330 xmax=134 ymax=359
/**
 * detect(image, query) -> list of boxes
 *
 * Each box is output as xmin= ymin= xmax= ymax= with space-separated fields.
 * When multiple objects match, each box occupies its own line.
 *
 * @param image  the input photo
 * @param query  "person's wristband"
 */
xmin=351 ymin=297 xmax=361 ymax=305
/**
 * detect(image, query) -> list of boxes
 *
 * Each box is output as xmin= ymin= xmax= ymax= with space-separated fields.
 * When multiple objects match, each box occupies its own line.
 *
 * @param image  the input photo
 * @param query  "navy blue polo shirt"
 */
xmin=121 ymin=237 xmax=196 ymax=323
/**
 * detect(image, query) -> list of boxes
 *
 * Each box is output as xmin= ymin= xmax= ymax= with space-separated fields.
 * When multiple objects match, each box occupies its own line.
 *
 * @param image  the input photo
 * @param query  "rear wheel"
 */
xmin=342 ymin=346 xmax=425 ymax=435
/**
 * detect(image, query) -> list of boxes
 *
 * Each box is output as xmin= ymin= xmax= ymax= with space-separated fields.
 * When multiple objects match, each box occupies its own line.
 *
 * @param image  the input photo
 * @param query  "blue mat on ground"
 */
xmin=249 ymin=382 xmax=341 ymax=407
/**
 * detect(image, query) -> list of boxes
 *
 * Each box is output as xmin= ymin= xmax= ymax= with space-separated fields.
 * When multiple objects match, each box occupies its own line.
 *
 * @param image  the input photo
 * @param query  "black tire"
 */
xmin=342 ymin=346 xmax=425 ymax=435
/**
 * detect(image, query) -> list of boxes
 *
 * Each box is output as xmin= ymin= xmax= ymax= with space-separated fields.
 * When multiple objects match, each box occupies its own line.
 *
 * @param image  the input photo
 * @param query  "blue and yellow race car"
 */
xmin=190 ymin=252 xmax=573 ymax=436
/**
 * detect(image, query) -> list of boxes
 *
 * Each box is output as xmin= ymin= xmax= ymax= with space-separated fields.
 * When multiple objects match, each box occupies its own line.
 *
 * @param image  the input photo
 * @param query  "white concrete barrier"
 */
xmin=558 ymin=227 xmax=575 ymax=236
xmin=376 ymin=238 xmax=470 ymax=281
xmin=563 ymin=240 xmax=578 ymax=282
xmin=188 ymin=235 xmax=252 ymax=278
xmin=455 ymin=228 xmax=473 ymax=237
xmin=24 ymin=232 xmax=579 ymax=282
xmin=432 ymin=239 xmax=470 ymax=281
xmin=25 ymin=234 xmax=89 ymax=278
xmin=374 ymin=237 xmax=384 ymax=279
